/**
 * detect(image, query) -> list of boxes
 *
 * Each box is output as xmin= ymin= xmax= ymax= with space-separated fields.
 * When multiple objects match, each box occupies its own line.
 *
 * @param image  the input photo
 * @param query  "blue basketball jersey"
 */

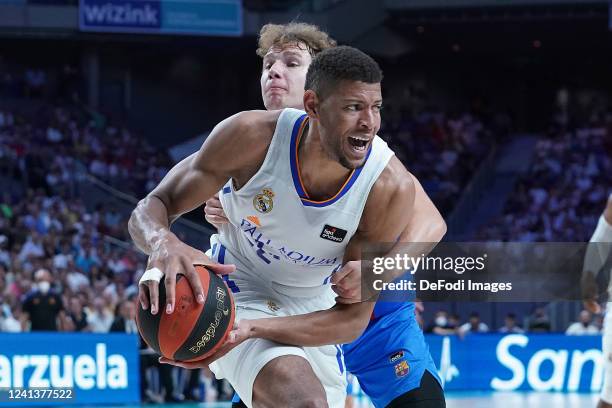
xmin=342 ymin=279 xmax=441 ymax=408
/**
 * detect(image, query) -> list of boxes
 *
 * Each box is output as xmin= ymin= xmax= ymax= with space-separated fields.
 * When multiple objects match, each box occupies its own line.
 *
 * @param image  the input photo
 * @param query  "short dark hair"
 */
xmin=305 ymin=46 xmax=383 ymax=100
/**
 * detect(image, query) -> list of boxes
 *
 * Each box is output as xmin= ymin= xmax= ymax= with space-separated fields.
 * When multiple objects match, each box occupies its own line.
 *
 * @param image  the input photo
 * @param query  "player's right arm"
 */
xmin=582 ymin=194 xmax=612 ymax=314
xmin=128 ymin=110 xmax=278 ymax=315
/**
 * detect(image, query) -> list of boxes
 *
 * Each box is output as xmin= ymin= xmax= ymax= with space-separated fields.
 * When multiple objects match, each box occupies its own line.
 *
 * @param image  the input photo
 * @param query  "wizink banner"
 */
xmin=427 ymin=334 xmax=602 ymax=392
xmin=79 ymin=0 xmax=242 ymax=36
xmin=0 ymin=333 xmax=140 ymax=406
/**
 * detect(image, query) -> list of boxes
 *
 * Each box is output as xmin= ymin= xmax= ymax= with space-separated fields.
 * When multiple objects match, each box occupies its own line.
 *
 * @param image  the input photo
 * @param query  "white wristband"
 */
xmin=139 ymin=267 xmax=164 ymax=285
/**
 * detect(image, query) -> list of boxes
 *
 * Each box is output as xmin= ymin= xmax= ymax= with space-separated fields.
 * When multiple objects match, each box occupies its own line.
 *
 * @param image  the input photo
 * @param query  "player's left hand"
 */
xmin=158 ymin=320 xmax=252 ymax=369
xmin=332 ymin=260 xmax=363 ymax=304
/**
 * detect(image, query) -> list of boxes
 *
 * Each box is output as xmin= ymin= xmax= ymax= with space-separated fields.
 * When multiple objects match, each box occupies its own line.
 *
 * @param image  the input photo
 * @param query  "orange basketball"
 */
xmin=136 ymin=265 xmax=235 ymax=362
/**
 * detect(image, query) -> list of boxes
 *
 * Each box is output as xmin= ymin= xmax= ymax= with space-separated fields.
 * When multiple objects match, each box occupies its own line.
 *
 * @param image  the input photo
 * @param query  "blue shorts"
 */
xmin=342 ymin=302 xmax=442 ymax=408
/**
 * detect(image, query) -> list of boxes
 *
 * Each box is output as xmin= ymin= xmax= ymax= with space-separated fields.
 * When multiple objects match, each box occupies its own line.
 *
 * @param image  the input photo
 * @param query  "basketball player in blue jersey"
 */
xmin=203 ymin=23 xmax=446 ymax=408
xmin=130 ymin=45 xmax=445 ymax=408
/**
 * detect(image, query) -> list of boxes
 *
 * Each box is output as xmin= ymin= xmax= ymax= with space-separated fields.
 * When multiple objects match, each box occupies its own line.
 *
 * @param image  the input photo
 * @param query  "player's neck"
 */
xmin=298 ymin=123 xmax=352 ymax=201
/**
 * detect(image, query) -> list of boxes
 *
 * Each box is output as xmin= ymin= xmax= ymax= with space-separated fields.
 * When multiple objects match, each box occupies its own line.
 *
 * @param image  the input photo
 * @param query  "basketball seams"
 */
xmin=158 ymin=270 xmax=212 ymax=359
xmin=172 ymin=272 xmax=235 ymax=361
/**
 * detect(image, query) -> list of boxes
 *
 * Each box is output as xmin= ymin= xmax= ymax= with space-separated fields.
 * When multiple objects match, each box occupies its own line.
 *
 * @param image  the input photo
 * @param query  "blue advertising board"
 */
xmin=0 ymin=333 xmax=140 ymax=406
xmin=427 ymin=333 xmax=603 ymax=392
xmin=79 ymin=0 xmax=242 ymax=36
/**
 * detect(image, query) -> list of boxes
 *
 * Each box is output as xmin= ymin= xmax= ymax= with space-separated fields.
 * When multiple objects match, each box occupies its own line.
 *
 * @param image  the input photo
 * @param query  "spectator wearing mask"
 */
xmin=426 ymin=310 xmax=457 ymax=335
xmin=21 ymin=268 xmax=65 ymax=331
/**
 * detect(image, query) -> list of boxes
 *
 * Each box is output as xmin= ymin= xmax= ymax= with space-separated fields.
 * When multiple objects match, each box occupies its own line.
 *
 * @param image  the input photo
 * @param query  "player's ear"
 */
xmin=303 ymin=90 xmax=319 ymax=119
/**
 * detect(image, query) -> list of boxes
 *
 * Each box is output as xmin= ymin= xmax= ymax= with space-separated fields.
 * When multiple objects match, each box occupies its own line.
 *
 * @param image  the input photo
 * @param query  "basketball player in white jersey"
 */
xmin=201 ymin=23 xmax=446 ymax=408
xmin=129 ymin=46 xmax=444 ymax=408
xmin=582 ymin=194 xmax=612 ymax=408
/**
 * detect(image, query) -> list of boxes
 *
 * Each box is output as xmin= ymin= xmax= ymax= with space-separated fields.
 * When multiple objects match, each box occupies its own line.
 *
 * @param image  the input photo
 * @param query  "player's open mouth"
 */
xmin=348 ymin=136 xmax=369 ymax=151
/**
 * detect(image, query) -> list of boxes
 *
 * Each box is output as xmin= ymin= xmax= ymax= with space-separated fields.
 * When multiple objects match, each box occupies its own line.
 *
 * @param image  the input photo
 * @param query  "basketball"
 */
xmin=136 ymin=265 xmax=235 ymax=362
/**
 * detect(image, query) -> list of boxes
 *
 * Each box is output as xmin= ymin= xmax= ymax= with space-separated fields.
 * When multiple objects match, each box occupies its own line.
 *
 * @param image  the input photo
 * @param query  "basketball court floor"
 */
xmin=81 ymin=391 xmax=599 ymax=407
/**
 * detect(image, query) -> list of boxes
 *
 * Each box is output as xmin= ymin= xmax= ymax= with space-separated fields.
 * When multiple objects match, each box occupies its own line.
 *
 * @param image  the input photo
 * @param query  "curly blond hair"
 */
xmin=256 ymin=22 xmax=336 ymax=58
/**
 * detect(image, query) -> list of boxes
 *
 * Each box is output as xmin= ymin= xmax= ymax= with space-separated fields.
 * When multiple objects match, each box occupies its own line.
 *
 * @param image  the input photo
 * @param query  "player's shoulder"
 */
xmin=225 ymin=109 xmax=282 ymax=141
xmin=201 ymin=109 xmax=281 ymax=166
xmin=369 ymin=156 xmax=415 ymax=203
xmin=359 ymin=157 xmax=415 ymax=234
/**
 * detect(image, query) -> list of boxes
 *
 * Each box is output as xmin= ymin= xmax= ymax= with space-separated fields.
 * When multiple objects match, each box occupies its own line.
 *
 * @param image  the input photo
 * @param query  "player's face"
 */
xmin=261 ymin=43 xmax=312 ymax=110
xmin=316 ymin=80 xmax=382 ymax=169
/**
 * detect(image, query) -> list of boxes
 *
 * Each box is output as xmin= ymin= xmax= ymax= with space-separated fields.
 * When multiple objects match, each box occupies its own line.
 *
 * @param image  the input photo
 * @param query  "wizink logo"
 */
xmin=82 ymin=1 xmax=160 ymax=27
xmin=0 ymin=343 xmax=128 ymax=389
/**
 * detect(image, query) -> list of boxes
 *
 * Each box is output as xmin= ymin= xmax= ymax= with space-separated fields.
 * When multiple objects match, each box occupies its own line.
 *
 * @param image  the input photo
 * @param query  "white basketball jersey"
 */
xmin=215 ymin=108 xmax=394 ymax=298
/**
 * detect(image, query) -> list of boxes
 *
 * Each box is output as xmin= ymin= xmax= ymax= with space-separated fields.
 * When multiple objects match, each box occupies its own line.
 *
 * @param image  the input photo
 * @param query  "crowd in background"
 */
xmin=424 ymin=307 xmax=603 ymax=337
xmin=1 ymin=64 xmax=609 ymax=403
xmin=0 ymin=104 xmax=172 ymax=200
xmin=382 ymin=104 xmax=493 ymax=216
xmin=476 ymin=96 xmax=612 ymax=242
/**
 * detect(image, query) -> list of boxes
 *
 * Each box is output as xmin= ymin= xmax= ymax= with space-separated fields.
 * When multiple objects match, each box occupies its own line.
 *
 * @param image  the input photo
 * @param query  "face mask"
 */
xmin=435 ymin=317 xmax=447 ymax=327
xmin=38 ymin=281 xmax=50 ymax=294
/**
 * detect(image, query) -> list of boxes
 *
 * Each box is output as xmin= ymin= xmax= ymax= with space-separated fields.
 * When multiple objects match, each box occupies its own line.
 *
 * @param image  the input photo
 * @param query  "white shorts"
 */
xmin=602 ymin=307 xmax=612 ymax=403
xmin=206 ymin=237 xmax=347 ymax=408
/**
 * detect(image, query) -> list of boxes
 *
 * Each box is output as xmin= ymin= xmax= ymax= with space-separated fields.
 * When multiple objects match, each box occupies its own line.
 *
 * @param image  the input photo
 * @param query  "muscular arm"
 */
xmin=128 ymin=110 xmax=278 ymax=314
xmin=248 ymin=302 xmax=374 ymax=346
xmin=243 ymin=157 xmax=446 ymax=346
xmin=128 ymin=111 xmax=276 ymax=255
xmin=128 ymin=155 xmax=195 ymax=255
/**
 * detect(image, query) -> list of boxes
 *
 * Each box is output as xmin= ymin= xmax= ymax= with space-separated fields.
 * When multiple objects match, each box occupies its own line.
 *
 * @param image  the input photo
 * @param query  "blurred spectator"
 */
xmin=383 ymin=109 xmax=492 ymax=215
xmin=52 ymin=241 xmax=73 ymax=269
xmin=110 ymin=299 xmax=138 ymax=334
xmin=18 ymin=231 xmax=44 ymax=262
xmin=24 ymin=68 xmax=47 ymax=98
xmin=565 ymin=310 xmax=599 ymax=335
xmin=458 ymin=312 xmax=489 ymax=334
xmin=68 ymin=297 xmax=89 ymax=332
xmin=0 ymin=302 xmax=22 ymax=332
xmin=87 ymin=298 xmax=113 ymax=333
xmin=527 ymin=307 xmax=551 ymax=333
xmin=426 ymin=310 xmax=458 ymax=335
xmin=476 ymin=110 xmax=611 ymax=242
xmin=21 ymin=268 xmax=65 ymax=331
xmin=498 ymin=313 xmax=524 ymax=334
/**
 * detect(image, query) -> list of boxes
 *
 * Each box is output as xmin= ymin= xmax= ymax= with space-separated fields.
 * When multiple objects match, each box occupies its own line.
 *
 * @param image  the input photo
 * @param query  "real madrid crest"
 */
xmin=253 ymin=188 xmax=274 ymax=214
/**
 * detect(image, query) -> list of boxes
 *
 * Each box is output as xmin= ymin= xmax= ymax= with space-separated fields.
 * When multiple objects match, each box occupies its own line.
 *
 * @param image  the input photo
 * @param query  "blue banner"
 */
xmin=426 ymin=334 xmax=603 ymax=392
xmin=79 ymin=0 xmax=242 ymax=36
xmin=0 ymin=333 xmax=140 ymax=406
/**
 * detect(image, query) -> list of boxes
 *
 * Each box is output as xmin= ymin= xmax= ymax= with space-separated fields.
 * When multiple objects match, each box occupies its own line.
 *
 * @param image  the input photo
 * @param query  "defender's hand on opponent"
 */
xmin=332 ymin=260 xmax=364 ymax=304
xmin=204 ymin=193 xmax=229 ymax=227
xmin=139 ymin=232 xmax=235 ymax=315
xmin=159 ymin=320 xmax=252 ymax=369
